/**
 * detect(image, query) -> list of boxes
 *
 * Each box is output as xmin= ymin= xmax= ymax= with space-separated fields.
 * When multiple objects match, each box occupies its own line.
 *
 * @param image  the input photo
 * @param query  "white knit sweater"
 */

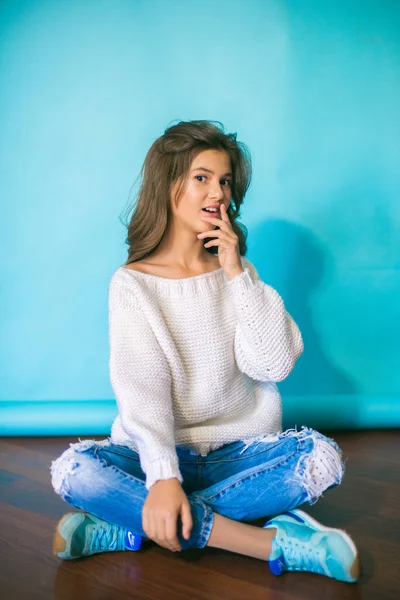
xmin=108 ymin=255 xmax=304 ymax=490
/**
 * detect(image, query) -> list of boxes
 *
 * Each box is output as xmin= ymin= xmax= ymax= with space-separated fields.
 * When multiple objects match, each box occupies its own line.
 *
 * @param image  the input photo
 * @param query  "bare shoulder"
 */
xmin=123 ymin=255 xmax=221 ymax=278
xmin=123 ymin=261 xmax=154 ymax=275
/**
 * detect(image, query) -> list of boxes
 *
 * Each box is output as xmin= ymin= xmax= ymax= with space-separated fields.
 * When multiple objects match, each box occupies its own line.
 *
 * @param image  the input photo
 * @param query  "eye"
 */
xmin=195 ymin=175 xmax=231 ymax=186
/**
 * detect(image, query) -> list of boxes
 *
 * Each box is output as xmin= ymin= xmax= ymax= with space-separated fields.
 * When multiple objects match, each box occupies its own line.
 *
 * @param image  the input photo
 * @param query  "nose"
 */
xmin=208 ymin=185 xmax=225 ymax=201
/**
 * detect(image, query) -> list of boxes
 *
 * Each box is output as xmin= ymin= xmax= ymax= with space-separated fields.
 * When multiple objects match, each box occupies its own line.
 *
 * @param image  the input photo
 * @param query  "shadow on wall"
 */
xmin=247 ymin=218 xmax=360 ymax=430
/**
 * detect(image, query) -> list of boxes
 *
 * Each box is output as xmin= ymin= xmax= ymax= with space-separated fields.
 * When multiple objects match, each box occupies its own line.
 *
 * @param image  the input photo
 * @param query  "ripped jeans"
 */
xmin=50 ymin=426 xmax=345 ymax=550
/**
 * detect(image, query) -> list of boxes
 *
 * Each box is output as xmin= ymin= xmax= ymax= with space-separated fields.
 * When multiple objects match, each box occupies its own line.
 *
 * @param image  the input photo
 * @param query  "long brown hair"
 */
xmin=120 ymin=119 xmax=252 ymax=265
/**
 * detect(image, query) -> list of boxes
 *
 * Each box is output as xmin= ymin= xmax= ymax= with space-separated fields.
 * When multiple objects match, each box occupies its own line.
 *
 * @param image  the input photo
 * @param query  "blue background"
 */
xmin=1 ymin=0 xmax=399 ymax=435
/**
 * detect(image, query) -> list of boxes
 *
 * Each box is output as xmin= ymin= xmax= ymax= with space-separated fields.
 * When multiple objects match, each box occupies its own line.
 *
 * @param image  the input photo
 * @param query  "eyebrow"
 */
xmin=192 ymin=167 xmax=232 ymax=177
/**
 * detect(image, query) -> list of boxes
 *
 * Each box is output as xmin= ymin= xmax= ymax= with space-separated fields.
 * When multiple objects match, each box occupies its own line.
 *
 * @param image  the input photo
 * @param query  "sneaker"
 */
xmin=263 ymin=509 xmax=361 ymax=583
xmin=52 ymin=512 xmax=142 ymax=560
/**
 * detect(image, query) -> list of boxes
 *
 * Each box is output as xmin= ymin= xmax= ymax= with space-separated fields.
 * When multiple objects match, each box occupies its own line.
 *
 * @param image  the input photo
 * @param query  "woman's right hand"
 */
xmin=142 ymin=478 xmax=193 ymax=552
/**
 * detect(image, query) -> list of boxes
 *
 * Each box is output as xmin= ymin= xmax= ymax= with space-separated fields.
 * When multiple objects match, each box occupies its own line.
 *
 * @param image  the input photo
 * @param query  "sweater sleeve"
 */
xmin=108 ymin=273 xmax=183 ymax=491
xmin=226 ymin=258 xmax=304 ymax=382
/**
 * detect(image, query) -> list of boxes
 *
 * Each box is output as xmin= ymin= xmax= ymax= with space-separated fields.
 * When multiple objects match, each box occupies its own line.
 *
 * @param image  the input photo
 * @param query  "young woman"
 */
xmin=50 ymin=120 xmax=360 ymax=583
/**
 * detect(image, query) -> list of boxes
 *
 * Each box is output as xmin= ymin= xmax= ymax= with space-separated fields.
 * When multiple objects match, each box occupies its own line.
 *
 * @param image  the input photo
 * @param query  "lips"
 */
xmin=201 ymin=209 xmax=220 ymax=216
xmin=203 ymin=203 xmax=221 ymax=210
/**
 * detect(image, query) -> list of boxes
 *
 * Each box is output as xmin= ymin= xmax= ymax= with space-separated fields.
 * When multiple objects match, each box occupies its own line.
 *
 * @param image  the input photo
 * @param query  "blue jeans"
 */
xmin=50 ymin=426 xmax=345 ymax=550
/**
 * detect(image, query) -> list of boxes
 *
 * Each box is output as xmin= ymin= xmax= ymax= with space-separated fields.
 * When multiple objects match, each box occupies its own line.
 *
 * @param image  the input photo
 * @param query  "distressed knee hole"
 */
xmin=291 ymin=435 xmax=345 ymax=504
xmin=50 ymin=447 xmax=80 ymax=498
xmin=49 ymin=438 xmax=107 ymax=498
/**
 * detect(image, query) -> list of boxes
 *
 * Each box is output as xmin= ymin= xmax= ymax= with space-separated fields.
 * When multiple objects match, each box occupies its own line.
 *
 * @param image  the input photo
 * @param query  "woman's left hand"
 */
xmin=198 ymin=204 xmax=244 ymax=279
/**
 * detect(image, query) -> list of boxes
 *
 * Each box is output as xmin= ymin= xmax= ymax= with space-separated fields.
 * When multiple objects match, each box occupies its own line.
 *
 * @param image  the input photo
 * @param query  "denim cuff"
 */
xmin=179 ymin=497 xmax=215 ymax=550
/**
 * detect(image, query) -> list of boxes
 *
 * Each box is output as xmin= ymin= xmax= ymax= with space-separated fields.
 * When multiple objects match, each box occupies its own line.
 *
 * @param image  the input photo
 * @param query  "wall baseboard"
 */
xmin=0 ymin=400 xmax=118 ymax=436
xmin=0 ymin=396 xmax=399 ymax=436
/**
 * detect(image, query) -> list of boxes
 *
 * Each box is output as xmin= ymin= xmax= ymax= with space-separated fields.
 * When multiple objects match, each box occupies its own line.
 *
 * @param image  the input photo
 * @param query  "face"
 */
xmin=170 ymin=149 xmax=232 ymax=232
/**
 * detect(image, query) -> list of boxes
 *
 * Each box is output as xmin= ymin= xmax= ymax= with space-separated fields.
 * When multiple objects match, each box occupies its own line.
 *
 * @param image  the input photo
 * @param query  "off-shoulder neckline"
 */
xmin=113 ymin=257 xmax=252 ymax=299
xmin=118 ymin=264 xmax=225 ymax=283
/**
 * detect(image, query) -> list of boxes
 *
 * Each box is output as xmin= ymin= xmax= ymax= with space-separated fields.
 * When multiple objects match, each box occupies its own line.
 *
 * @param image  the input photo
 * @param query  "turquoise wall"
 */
xmin=1 ymin=0 xmax=399 ymax=435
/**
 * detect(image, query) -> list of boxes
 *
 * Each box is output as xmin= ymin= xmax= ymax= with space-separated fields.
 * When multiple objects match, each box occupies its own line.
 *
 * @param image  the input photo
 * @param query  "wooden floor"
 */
xmin=1 ymin=429 xmax=399 ymax=600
